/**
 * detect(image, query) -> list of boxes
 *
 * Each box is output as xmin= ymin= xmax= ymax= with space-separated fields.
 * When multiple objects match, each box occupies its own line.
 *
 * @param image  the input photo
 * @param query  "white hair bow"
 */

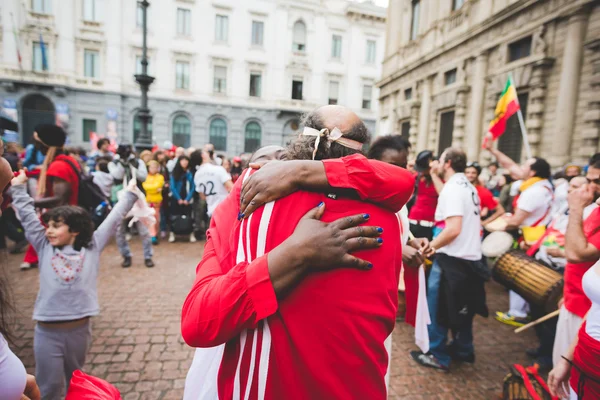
xmin=301 ymin=127 xmax=363 ymax=160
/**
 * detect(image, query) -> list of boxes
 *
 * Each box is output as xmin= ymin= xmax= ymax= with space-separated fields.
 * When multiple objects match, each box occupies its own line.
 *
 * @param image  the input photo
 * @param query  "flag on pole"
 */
xmin=39 ymin=33 xmax=49 ymax=71
xmin=488 ymin=77 xmax=520 ymax=140
xmin=10 ymin=13 xmax=22 ymax=70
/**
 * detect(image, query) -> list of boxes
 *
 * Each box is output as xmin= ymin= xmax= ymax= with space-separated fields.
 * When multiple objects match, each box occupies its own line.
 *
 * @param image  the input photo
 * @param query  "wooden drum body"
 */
xmin=493 ymin=251 xmax=563 ymax=313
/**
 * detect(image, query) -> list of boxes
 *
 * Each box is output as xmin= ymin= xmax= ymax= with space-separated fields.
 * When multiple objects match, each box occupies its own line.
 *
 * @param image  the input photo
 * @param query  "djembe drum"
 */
xmin=493 ymin=250 xmax=563 ymax=313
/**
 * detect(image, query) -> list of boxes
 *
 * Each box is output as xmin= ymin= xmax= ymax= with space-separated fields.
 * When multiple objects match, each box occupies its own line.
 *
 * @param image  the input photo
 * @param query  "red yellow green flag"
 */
xmin=488 ymin=77 xmax=520 ymax=139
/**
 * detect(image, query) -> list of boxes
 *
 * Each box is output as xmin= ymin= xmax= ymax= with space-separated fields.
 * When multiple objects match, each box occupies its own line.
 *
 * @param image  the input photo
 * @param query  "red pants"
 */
xmin=24 ymin=245 xmax=38 ymax=264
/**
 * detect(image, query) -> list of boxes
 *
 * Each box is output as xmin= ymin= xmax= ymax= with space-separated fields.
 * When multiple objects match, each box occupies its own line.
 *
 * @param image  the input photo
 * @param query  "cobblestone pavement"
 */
xmin=7 ymin=240 xmax=537 ymax=399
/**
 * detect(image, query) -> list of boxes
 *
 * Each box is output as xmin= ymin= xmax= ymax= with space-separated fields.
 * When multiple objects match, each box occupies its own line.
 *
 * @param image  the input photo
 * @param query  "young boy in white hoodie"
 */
xmin=91 ymin=159 xmax=113 ymax=199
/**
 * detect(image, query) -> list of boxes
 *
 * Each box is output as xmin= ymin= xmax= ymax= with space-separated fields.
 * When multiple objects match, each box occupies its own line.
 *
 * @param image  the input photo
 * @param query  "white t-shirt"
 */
xmin=194 ymin=163 xmax=232 ymax=216
xmin=434 ymin=173 xmax=482 ymax=261
xmin=398 ymin=206 xmax=410 ymax=245
xmin=516 ymin=179 xmax=554 ymax=227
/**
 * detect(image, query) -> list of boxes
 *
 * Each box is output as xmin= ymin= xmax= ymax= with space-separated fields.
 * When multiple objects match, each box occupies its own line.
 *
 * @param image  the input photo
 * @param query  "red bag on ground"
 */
xmin=66 ymin=370 xmax=122 ymax=400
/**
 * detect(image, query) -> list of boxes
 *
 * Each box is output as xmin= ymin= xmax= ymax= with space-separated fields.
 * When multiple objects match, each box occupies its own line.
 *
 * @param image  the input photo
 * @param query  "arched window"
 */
xmin=244 ymin=121 xmax=262 ymax=153
xmin=133 ymin=113 xmax=153 ymax=144
xmin=209 ymin=118 xmax=227 ymax=151
xmin=172 ymin=115 xmax=191 ymax=148
xmin=293 ymin=21 xmax=306 ymax=52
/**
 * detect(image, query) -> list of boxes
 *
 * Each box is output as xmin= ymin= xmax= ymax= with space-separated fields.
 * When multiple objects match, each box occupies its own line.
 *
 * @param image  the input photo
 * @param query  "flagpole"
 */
xmin=509 ymin=73 xmax=533 ymax=159
xmin=10 ymin=13 xmax=23 ymax=71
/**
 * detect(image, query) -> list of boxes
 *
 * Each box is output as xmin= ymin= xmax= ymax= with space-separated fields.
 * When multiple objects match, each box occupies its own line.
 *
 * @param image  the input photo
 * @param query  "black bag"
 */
xmin=171 ymin=214 xmax=193 ymax=235
xmin=60 ymin=158 xmax=111 ymax=227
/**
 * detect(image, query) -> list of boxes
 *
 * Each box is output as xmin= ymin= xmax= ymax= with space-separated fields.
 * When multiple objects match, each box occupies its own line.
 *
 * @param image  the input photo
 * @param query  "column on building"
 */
xmin=465 ymin=53 xmax=488 ymax=161
xmin=552 ymin=10 xmax=588 ymax=166
xmin=581 ymin=39 xmax=600 ymax=161
xmin=409 ymin=100 xmax=420 ymax=153
xmin=452 ymin=86 xmax=470 ymax=149
xmin=417 ymin=77 xmax=432 ymax=151
xmin=428 ymin=111 xmax=438 ymax=152
xmin=525 ymin=58 xmax=554 ymax=157
xmin=388 ymin=91 xmax=399 ymax=134
xmin=385 ymin=0 xmax=402 ymax=57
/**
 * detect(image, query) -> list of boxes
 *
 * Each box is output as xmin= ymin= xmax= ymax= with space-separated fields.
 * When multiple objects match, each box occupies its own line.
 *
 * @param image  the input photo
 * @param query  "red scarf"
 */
xmin=571 ymin=322 xmax=600 ymax=399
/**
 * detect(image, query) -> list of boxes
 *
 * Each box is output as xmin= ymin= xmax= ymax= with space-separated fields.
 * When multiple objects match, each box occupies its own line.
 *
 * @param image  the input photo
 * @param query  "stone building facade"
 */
xmin=0 ymin=0 xmax=386 ymax=155
xmin=378 ymin=0 xmax=600 ymax=167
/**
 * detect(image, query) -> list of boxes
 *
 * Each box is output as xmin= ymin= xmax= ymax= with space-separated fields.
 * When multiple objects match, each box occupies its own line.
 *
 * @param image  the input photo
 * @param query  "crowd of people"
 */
xmin=0 ymin=104 xmax=598 ymax=399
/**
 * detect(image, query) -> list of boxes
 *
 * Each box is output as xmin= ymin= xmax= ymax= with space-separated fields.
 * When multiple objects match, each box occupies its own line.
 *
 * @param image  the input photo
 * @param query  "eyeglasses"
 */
xmin=587 ymin=177 xmax=600 ymax=185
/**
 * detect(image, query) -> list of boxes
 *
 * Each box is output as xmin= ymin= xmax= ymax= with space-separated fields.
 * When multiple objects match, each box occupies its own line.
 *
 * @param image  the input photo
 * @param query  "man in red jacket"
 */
xmin=181 ymin=106 xmax=416 ymax=400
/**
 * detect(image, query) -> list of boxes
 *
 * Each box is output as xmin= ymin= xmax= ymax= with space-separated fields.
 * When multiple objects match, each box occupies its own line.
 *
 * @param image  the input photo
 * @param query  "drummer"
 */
xmin=484 ymin=142 xmax=554 ymax=328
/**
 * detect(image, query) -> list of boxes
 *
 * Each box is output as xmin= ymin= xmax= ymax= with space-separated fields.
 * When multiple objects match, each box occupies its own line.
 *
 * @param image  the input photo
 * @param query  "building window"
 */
xmin=83 ymin=0 xmax=98 ymax=21
xmin=136 ymin=3 xmax=143 ymax=27
xmin=292 ymin=79 xmax=303 ymax=100
xmin=401 ymin=120 xmax=410 ymax=141
xmin=452 ymin=0 xmax=465 ymax=11
xmin=32 ymin=42 xmax=45 ymax=71
xmin=213 ymin=66 xmax=227 ymax=94
xmin=176 ymin=61 xmax=190 ymax=90
xmin=82 ymin=118 xmax=96 ymax=142
xmin=410 ymin=0 xmax=420 ymax=41
xmin=172 ymin=115 xmax=191 ymax=148
xmin=135 ymin=56 xmax=143 ymax=75
xmin=362 ymin=85 xmax=372 ymax=109
xmin=331 ymin=35 xmax=342 ymax=59
xmin=209 ymin=118 xmax=227 ymax=151
xmin=84 ymin=49 xmax=100 ymax=78
xmin=328 ymin=81 xmax=339 ymax=105
xmin=133 ymin=113 xmax=153 ymax=144
xmin=215 ymin=15 xmax=229 ymax=42
xmin=251 ymin=21 xmax=264 ymax=46
xmin=32 ymin=0 xmax=51 ymax=14
xmin=293 ymin=21 xmax=306 ymax=52
xmin=438 ymin=110 xmax=455 ymax=154
xmin=508 ymin=36 xmax=532 ymax=62
xmin=249 ymin=73 xmax=262 ymax=97
xmin=499 ymin=93 xmax=528 ymax=161
xmin=366 ymin=39 xmax=376 ymax=64
xmin=177 ymin=8 xmax=191 ymax=36
xmin=244 ymin=121 xmax=262 ymax=153
xmin=444 ymin=69 xmax=457 ymax=86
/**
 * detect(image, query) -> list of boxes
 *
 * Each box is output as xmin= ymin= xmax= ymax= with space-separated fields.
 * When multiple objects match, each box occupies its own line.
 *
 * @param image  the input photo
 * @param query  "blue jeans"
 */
xmin=427 ymin=260 xmax=475 ymax=367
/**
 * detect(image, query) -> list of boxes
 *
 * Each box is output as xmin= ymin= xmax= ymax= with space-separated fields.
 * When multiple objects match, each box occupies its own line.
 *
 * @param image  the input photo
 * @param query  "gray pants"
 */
xmin=34 ymin=321 xmax=92 ymax=400
xmin=116 ymin=218 xmax=153 ymax=260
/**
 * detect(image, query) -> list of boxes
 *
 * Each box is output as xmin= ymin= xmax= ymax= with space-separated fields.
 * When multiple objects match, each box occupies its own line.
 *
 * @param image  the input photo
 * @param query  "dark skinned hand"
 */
xmin=281 ymin=203 xmax=383 ymax=271
xmin=402 ymin=245 xmax=425 ymax=268
xmin=240 ymin=160 xmax=301 ymax=218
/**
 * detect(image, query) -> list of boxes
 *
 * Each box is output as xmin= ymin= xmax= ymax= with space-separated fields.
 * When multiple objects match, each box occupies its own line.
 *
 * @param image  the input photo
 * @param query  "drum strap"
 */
xmin=512 ymin=364 xmax=558 ymax=400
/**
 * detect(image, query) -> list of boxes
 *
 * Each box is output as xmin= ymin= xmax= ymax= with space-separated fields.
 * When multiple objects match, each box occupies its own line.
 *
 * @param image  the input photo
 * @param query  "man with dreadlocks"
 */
xmin=181 ymin=105 xmax=415 ymax=400
xmin=21 ymin=124 xmax=81 ymax=270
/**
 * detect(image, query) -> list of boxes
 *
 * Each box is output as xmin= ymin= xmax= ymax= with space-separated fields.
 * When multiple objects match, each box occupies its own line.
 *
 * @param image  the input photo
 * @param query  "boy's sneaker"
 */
xmin=495 ymin=311 xmax=530 ymax=327
xmin=168 ymin=232 xmax=176 ymax=243
xmin=20 ymin=262 xmax=32 ymax=270
xmin=151 ymin=237 xmax=159 ymax=245
xmin=125 ymin=233 xmax=132 ymax=241
xmin=189 ymin=233 xmax=197 ymax=243
xmin=145 ymin=259 xmax=155 ymax=268
xmin=122 ymin=257 xmax=132 ymax=268
xmin=410 ymin=351 xmax=449 ymax=372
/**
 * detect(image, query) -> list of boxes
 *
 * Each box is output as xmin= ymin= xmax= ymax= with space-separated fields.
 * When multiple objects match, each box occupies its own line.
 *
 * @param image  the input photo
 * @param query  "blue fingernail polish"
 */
xmin=363 ymin=214 xmax=370 ymax=219
xmin=377 ymin=238 xmax=383 ymax=244
xmin=318 ymin=202 xmax=324 ymax=207
xmin=237 ymin=212 xmax=243 ymax=220
xmin=366 ymin=263 xmax=373 ymax=270
xmin=377 ymin=227 xmax=383 ymax=233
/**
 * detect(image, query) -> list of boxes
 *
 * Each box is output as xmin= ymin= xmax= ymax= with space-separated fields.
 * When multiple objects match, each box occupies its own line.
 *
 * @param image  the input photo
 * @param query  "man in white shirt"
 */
xmin=411 ymin=147 xmax=488 ymax=372
xmin=194 ymin=150 xmax=233 ymax=218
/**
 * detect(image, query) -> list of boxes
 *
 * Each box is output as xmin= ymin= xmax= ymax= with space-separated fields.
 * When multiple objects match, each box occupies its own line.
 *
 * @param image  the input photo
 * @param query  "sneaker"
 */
xmin=151 ymin=237 xmax=159 ymax=245
xmin=125 ymin=233 xmax=132 ymax=241
xmin=410 ymin=351 xmax=449 ymax=372
xmin=495 ymin=311 xmax=530 ymax=327
xmin=20 ymin=262 xmax=32 ymax=270
xmin=448 ymin=343 xmax=475 ymax=363
xmin=122 ymin=257 xmax=132 ymax=268
xmin=168 ymin=232 xmax=176 ymax=243
xmin=189 ymin=233 xmax=197 ymax=243
xmin=145 ymin=259 xmax=155 ymax=268
xmin=160 ymin=231 xmax=167 ymax=239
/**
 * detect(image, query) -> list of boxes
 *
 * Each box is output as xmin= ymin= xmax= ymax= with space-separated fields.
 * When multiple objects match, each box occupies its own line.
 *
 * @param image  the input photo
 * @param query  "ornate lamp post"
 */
xmin=134 ymin=0 xmax=154 ymax=151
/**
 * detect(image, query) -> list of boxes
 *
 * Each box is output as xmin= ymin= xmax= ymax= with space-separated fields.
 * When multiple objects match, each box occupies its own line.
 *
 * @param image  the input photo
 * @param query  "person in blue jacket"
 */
xmin=169 ymin=155 xmax=195 ymax=243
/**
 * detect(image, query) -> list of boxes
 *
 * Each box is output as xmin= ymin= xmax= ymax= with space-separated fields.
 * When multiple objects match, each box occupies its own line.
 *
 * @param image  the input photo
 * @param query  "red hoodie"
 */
xmin=181 ymin=154 xmax=416 ymax=400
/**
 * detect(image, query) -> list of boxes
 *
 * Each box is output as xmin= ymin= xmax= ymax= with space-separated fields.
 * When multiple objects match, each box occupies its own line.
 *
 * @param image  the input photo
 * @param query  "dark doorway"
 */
xmin=400 ymin=120 xmax=410 ymax=141
xmin=21 ymin=94 xmax=55 ymax=146
xmin=499 ymin=92 xmax=528 ymax=162
xmin=438 ymin=110 xmax=455 ymax=155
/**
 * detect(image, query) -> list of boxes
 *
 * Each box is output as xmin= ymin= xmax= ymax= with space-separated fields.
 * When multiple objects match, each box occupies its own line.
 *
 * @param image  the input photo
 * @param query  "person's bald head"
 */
xmin=287 ymin=105 xmax=369 ymax=161
xmin=250 ymin=145 xmax=286 ymax=163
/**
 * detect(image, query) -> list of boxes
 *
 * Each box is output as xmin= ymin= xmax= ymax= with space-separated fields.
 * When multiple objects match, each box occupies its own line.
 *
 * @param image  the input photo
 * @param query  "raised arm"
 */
xmin=485 ymin=145 xmax=525 ymax=180
xmin=8 ymin=183 xmax=48 ymax=254
xmin=240 ymin=154 xmax=415 ymax=216
xmin=93 ymin=190 xmax=138 ymax=250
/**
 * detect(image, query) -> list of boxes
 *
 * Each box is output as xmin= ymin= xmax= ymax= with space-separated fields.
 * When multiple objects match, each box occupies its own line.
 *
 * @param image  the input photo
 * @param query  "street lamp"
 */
xmin=134 ymin=0 xmax=155 ymax=151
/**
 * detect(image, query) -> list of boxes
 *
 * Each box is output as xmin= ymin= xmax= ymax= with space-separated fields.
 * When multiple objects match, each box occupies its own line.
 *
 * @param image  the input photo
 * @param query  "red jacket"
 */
xmin=181 ymin=154 xmax=416 ymax=400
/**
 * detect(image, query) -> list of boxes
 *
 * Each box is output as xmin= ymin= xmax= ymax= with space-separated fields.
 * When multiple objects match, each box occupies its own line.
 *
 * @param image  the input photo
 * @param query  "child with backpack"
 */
xmin=142 ymin=160 xmax=164 ymax=244
xmin=8 ymin=170 xmax=139 ymax=399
